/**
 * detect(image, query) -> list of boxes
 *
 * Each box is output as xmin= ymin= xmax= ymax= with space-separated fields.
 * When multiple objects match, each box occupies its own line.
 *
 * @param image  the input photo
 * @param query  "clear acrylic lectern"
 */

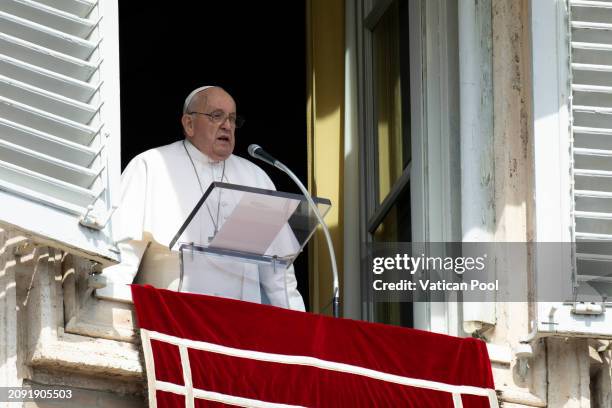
xmin=168 ymin=182 xmax=331 ymax=295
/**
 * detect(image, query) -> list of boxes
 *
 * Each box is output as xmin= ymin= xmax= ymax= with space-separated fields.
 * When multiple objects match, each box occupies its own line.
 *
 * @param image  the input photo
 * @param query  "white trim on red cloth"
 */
xmin=140 ymin=328 xmax=499 ymax=408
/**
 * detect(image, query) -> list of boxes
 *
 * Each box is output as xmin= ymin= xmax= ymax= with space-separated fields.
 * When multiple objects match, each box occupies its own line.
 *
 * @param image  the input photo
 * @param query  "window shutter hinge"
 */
xmin=572 ymin=300 xmax=607 ymax=316
xmin=79 ymin=204 xmax=118 ymax=230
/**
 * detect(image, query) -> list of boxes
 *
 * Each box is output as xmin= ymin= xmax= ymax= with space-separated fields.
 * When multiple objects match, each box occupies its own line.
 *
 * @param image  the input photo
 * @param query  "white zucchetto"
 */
xmin=183 ymin=85 xmax=217 ymax=113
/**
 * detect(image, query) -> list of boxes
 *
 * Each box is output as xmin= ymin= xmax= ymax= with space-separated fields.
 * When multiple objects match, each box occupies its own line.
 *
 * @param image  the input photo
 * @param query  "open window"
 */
xmin=0 ymin=0 xmax=121 ymax=264
xmin=357 ymin=0 xmax=461 ymax=333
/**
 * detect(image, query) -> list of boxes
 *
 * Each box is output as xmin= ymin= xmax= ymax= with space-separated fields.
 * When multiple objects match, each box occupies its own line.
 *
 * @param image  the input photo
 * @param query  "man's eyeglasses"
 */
xmin=188 ymin=110 xmax=245 ymax=128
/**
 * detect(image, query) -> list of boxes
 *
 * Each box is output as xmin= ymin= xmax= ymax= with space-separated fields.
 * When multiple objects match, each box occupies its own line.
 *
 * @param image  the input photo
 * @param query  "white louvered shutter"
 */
xmin=0 ymin=0 xmax=120 ymax=263
xmin=570 ymin=0 xmax=612 ymax=307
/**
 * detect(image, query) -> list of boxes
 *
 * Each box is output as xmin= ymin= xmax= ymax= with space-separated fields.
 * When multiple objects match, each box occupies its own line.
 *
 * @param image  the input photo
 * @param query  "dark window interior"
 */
xmin=118 ymin=2 xmax=309 ymax=308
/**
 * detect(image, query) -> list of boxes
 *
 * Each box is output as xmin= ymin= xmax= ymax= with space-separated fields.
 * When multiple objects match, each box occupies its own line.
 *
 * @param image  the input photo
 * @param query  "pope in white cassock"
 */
xmin=100 ymin=86 xmax=306 ymax=311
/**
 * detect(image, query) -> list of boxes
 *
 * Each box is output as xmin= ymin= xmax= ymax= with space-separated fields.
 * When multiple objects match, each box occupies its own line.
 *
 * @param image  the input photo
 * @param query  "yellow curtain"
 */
xmin=306 ymin=0 xmax=345 ymax=315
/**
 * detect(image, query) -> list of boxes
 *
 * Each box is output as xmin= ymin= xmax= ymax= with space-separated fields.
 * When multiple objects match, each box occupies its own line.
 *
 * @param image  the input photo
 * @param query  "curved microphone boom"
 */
xmin=248 ymin=144 xmax=340 ymax=318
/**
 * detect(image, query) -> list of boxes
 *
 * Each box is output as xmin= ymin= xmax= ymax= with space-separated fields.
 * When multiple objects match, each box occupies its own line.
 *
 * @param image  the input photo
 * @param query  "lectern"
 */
xmin=168 ymin=182 xmax=331 ymax=297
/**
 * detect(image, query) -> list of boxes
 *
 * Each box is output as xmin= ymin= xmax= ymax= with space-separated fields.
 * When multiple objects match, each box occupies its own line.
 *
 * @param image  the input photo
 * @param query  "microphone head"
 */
xmin=247 ymin=144 xmax=261 ymax=157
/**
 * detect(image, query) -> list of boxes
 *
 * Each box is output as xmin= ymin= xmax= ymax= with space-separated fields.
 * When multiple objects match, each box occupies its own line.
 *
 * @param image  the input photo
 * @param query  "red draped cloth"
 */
xmin=131 ymin=285 xmax=496 ymax=407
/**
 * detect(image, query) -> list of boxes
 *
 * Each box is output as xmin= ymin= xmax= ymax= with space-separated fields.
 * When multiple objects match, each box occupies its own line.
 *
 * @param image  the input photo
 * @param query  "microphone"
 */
xmin=247 ymin=143 xmax=340 ymax=318
xmin=248 ymin=144 xmax=279 ymax=168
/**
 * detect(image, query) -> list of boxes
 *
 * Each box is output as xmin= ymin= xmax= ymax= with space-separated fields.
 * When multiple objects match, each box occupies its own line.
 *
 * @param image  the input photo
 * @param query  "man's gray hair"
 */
xmin=183 ymin=85 xmax=217 ymax=114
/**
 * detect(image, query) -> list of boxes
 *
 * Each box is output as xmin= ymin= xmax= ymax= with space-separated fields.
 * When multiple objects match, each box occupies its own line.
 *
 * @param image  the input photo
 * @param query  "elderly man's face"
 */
xmin=182 ymin=88 xmax=236 ymax=161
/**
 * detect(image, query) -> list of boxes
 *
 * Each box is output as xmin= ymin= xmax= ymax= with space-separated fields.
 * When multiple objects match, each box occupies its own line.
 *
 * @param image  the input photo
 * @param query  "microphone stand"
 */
xmin=274 ymin=161 xmax=340 ymax=318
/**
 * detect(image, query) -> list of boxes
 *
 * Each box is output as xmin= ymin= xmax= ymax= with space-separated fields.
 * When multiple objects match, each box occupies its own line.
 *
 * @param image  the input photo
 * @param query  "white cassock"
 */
xmin=100 ymin=139 xmax=306 ymax=311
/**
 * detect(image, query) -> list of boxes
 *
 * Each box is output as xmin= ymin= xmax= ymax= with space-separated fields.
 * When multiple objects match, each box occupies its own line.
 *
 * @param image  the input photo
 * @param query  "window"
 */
xmin=0 ymin=0 xmax=121 ymax=263
xmin=361 ymin=0 xmax=413 ymax=328
xmin=532 ymin=0 xmax=612 ymax=337
xmin=358 ymin=0 xmax=461 ymax=332
xmin=372 ymin=0 xmax=411 ymax=205
xmin=569 ymin=0 xmax=612 ymax=305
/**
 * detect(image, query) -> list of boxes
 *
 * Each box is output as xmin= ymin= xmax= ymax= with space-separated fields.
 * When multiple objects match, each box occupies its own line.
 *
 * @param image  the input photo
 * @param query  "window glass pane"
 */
xmin=373 ymin=185 xmax=411 ymax=243
xmin=373 ymin=0 xmax=411 ymax=204
xmin=372 ymin=185 xmax=412 ymax=326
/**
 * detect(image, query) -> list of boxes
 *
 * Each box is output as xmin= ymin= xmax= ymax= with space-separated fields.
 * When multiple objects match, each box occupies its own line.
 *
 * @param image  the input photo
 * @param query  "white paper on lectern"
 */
xmin=209 ymin=193 xmax=300 ymax=255
xmin=265 ymin=223 xmax=301 ymax=258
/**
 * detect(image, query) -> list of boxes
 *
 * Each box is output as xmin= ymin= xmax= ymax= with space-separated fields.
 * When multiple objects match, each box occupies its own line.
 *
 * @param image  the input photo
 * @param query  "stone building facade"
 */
xmin=0 ymin=0 xmax=612 ymax=407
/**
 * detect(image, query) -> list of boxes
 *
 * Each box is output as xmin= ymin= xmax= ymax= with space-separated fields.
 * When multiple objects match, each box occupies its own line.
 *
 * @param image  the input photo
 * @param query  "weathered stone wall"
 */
xmin=489 ymin=0 xmax=612 ymax=406
xmin=0 ymin=227 xmax=145 ymax=408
